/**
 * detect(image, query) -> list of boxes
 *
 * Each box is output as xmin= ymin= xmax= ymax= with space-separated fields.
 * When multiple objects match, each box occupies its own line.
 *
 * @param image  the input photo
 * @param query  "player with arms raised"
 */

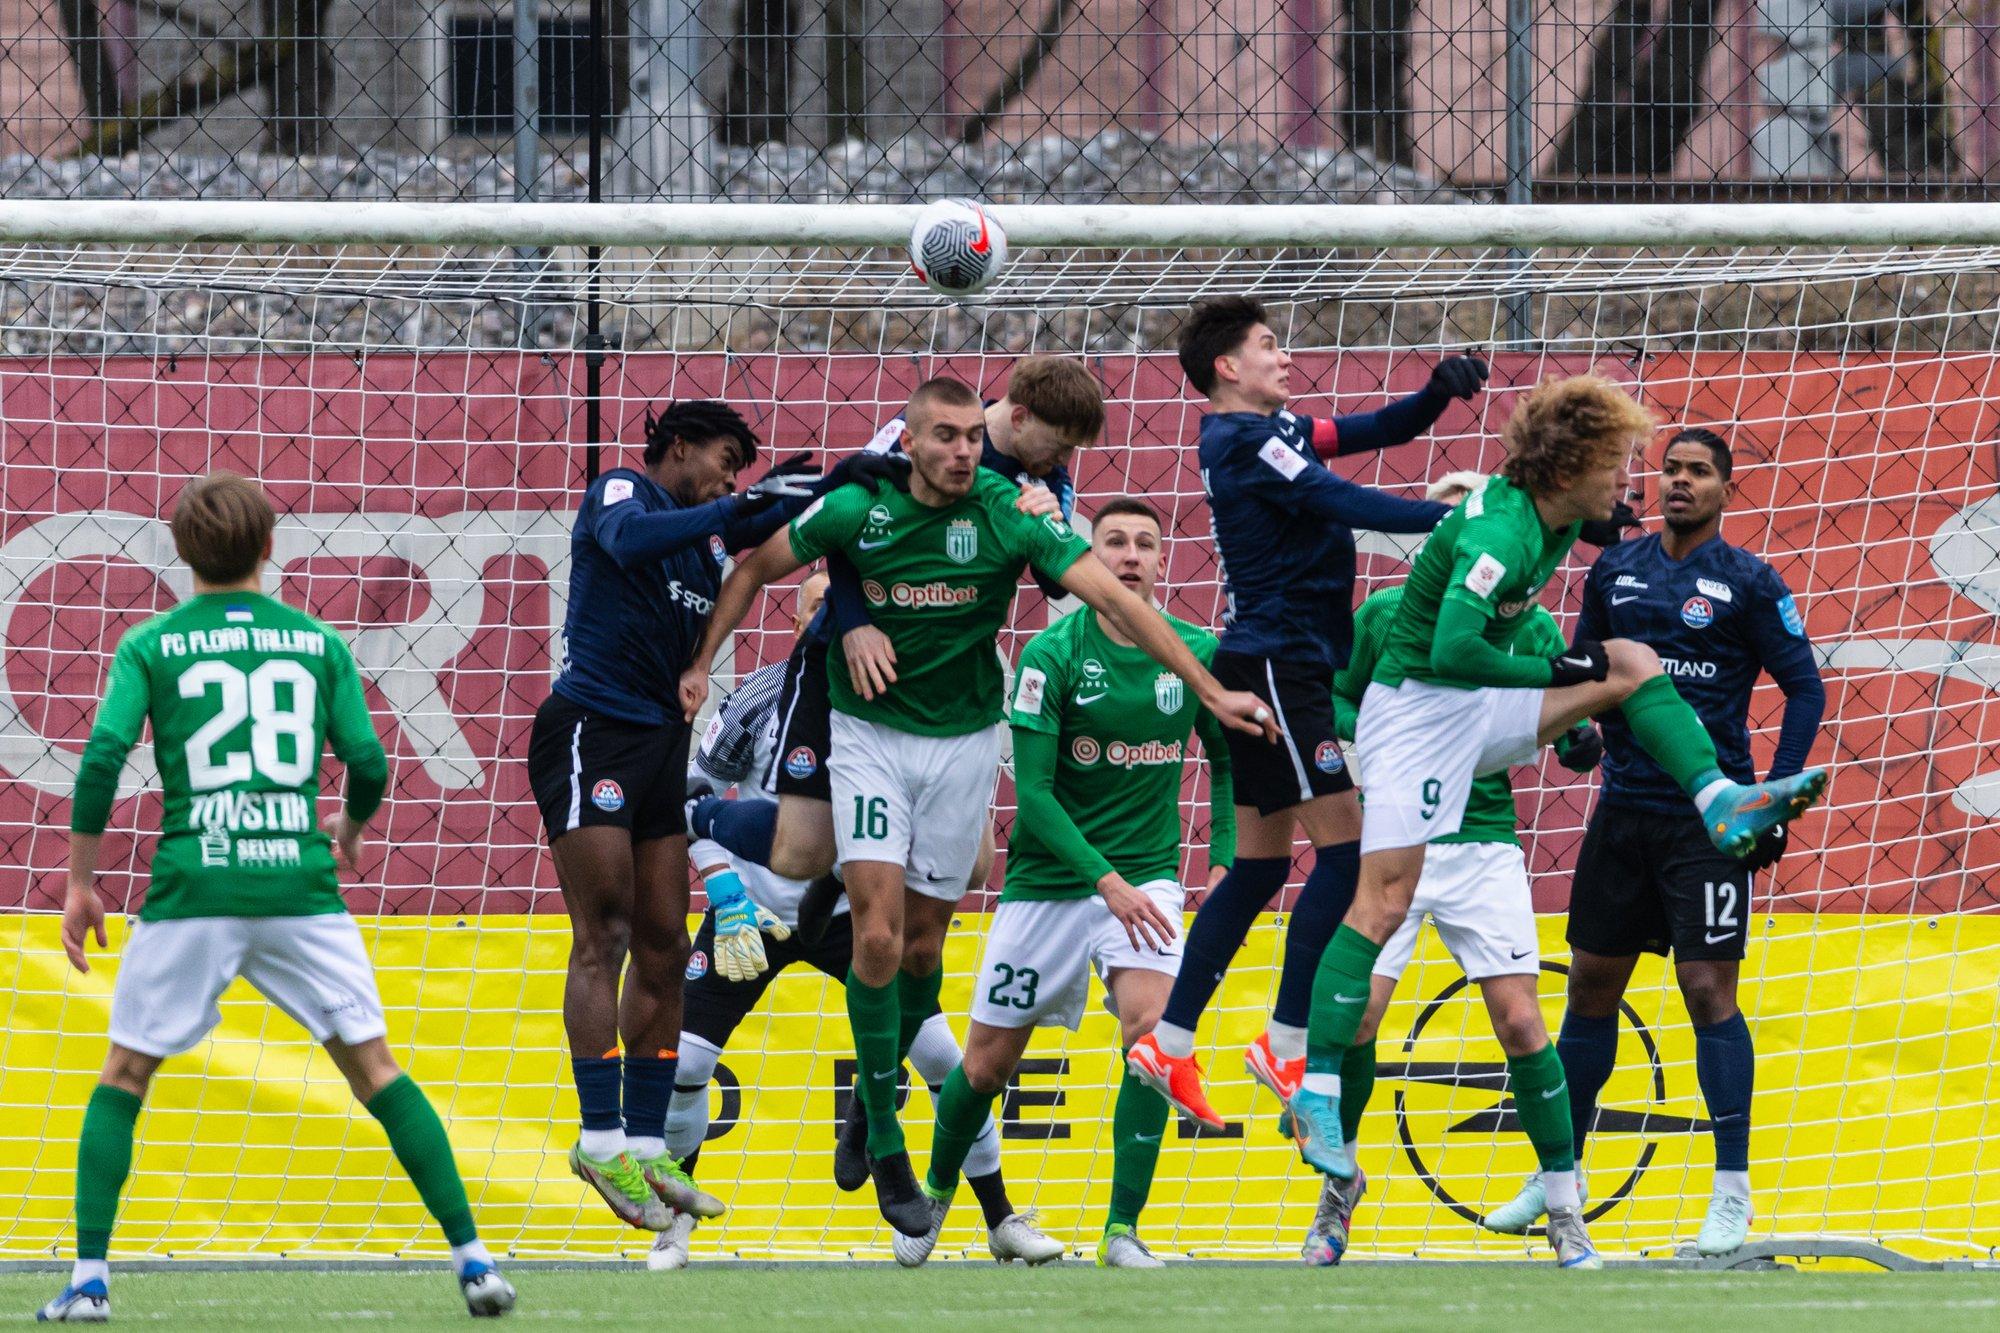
xmin=915 ymin=497 xmax=1236 ymax=1269
xmin=41 ymin=474 xmax=513 ymax=1321
xmin=681 ymin=378 xmax=1273 ymax=1237
xmin=1292 ymin=376 xmax=1829 ymax=1268
xmin=1483 ymin=426 xmax=1826 ymax=1255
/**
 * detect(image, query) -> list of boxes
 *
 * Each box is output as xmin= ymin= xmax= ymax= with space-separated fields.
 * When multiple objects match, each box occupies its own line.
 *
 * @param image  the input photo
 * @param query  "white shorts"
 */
xmin=969 ymin=882 xmax=1184 ymax=1030
xmin=827 ymin=712 xmax=1001 ymax=901
xmin=108 ymin=914 xmax=388 ymax=1058
xmin=1372 ymin=841 xmax=1539 ymax=982
xmin=1355 ymin=679 xmax=1543 ymax=854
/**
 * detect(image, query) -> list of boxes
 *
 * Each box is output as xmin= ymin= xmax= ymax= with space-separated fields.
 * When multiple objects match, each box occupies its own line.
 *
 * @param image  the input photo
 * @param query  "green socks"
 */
xmin=1508 ymin=1044 xmax=1577 ymax=1174
xmin=1306 ymin=926 xmax=1383 ymax=1070
xmin=1620 ymin=676 xmax=1726 ymax=799
xmin=365 ymin=1074 xmax=479 ymax=1247
xmin=924 ymin=1066 xmax=995 ymax=1196
xmin=1107 ymin=1063 xmax=1170 ymax=1232
xmin=76 ymin=1084 xmax=142 ymax=1261
xmin=897 ymin=968 xmax=944 ymax=1063
xmin=846 ymin=969 xmax=906 ymax=1157
xmin=1339 ymin=1042 xmax=1377 ymax=1143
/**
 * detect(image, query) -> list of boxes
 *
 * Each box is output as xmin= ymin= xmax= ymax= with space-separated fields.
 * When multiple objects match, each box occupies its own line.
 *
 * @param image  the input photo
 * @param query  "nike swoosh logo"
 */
xmin=857 ymin=537 xmax=892 ymax=550
xmin=1705 ymin=930 xmax=1734 ymax=944
xmin=1738 ymin=792 xmax=1773 ymax=812
xmin=870 ymin=1070 xmax=896 ymax=1081
xmin=1509 ymin=947 xmax=1533 ymax=959
xmin=1331 ymin=992 xmax=1365 ymax=1004
xmin=1610 ymin=594 xmax=1641 ymax=605
xmin=1131 ymin=1133 xmax=1161 ymax=1144
xmin=1541 ymin=1084 xmax=1567 ymax=1100
xmin=969 ymin=209 xmax=991 ymax=255
xmin=1073 ymin=692 xmax=1109 ymax=706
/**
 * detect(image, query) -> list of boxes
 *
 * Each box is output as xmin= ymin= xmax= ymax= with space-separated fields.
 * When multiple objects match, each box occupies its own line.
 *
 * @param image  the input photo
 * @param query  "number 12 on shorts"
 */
xmin=1704 ymin=880 xmax=1740 ymax=932
xmin=850 ymin=795 xmax=888 ymax=840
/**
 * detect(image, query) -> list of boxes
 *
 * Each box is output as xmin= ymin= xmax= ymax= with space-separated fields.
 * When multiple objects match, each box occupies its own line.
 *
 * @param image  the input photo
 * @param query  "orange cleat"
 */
xmin=1127 ymin=1032 xmax=1227 ymax=1131
xmin=1245 ymin=1030 xmax=1304 ymax=1107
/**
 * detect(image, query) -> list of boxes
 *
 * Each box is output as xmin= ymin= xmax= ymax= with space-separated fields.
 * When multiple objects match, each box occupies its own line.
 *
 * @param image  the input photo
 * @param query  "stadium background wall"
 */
xmin=1 ymin=349 xmax=1996 ymax=1259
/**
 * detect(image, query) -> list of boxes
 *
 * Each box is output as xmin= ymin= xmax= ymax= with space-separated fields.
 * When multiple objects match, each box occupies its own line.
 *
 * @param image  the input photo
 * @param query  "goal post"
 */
xmin=0 ymin=201 xmax=1995 ymax=1263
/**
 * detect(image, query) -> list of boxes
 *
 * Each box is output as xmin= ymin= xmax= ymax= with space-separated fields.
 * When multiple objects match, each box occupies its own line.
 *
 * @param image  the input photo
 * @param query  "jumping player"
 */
xmin=1126 ymin=296 xmax=1487 ymax=1128
xmin=916 ymin=497 xmax=1238 ymax=1270
xmin=1292 ymin=376 xmax=1829 ymax=1269
xmin=41 ymin=474 xmax=514 ymax=1321
xmin=1482 ymin=426 xmax=1826 ymax=1255
xmin=679 ymin=378 xmax=1274 ymax=1237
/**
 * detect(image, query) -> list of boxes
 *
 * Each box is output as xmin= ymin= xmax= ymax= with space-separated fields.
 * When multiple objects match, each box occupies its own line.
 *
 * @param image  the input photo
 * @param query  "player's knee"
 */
xmin=629 ymin=921 xmax=692 ymax=982
xmin=1488 ymin=1001 xmax=1549 ymax=1057
xmin=1605 ymin=638 xmax=1662 ymax=694
xmin=850 ymin=922 xmax=901 ymax=980
xmin=900 ymin=940 xmax=944 ymax=979
xmin=1565 ymin=967 xmax=1626 ymax=1019
xmin=960 ymin=1046 xmax=1013 ymax=1098
xmin=1677 ymin=970 xmax=1740 ymax=1027
xmin=570 ymin=920 xmax=631 ymax=980
xmin=99 ymin=1046 xmax=158 ymax=1098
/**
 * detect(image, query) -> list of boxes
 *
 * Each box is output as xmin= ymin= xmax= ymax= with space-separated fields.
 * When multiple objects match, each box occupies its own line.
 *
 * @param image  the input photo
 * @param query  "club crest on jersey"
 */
xmin=1154 ymin=672 xmax=1184 ymax=713
xmin=945 ymin=519 xmax=979 ymax=564
xmin=784 ymin=745 xmax=818 ymax=780
xmin=685 ymin=950 xmax=708 ymax=981
xmin=1071 ymin=736 xmax=1102 ymax=765
xmin=591 ymin=779 xmax=625 ymax=812
xmin=1681 ymin=595 xmax=1715 ymax=629
xmin=709 ymin=533 xmax=727 ymax=564
xmin=1315 ymin=741 xmax=1346 ymax=774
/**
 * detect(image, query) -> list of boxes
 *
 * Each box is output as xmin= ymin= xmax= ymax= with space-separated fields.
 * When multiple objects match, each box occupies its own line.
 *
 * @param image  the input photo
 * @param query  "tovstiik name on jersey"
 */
xmin=862 ymin=579 xmax=980 ymax=610
xmin=189 ymin=790 xmax=314 ymax=835
xmin=1070 ymin=736 xmax=1184 ymax=769
xmin=160 ymin=627 xmax=326 ymax=658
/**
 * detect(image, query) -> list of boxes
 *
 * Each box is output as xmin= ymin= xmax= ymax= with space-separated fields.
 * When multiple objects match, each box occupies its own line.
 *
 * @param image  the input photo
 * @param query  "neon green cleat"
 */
xmin=1096 ymin=1224 xmax=1164 ymax=1269
xmin=568 ymin=1143 xmax=671 ymax=1230
xmin=635 ymin=1153 xmax=726 ymax=1220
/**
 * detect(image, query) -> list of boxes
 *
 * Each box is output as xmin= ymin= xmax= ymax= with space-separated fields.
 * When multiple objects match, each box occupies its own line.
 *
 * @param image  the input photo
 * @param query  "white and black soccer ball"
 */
xmin=908 ymin=199 xmax=1008 ymax=297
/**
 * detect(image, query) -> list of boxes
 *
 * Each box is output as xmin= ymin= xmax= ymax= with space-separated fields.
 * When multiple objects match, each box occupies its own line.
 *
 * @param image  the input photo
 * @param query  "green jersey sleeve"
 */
xmin=1516 ymin=605 xmax=1568 ymax=658
xmin=1192 ymin=705 xmax=1237 ymax=870
xmin=1442 ymin=517 xmax=1534 ymax=622
xmin=1336 ymin=590 xmax=1398 ymax=740
xmin=325 ymin=635 xmax=389 ymax=822
xmin=71 ymin=628 xmax=154 ymax=836
xmin=988 ymin=490 xmax=1090 ymax=584
xmin=787 ymin=484 xmax=871 ymax=564
xmin=1010 ymin=726 xmax=1117 ymax=890
xmin=1008 ymin=629 xmax=1071 ymax=737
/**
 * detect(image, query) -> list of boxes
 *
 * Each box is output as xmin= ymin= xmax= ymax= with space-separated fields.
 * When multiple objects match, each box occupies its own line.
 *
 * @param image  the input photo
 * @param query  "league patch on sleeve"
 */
xmin=1015 ymin=666 xmax=1047 ymax=716
xmin=1776 ymin=593 xmax=1806 ymax=637
xmin=1257 ymin=435 xmax=1309 ymax=481
xmin=701 ymin=713 xmax=725 ymax=753
xmin=603 ymin=477 xmax=634 ymax=505
xmin=1464 ymin=551 xmax=1508 ymax=598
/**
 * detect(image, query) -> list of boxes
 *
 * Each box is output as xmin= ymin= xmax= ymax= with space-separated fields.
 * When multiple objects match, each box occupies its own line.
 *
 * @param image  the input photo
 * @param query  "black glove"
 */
xmin=1736 ymin=823 xmax=1788 ymax=874
xmin=836 ymin=449 xmax=912 ymax=493
xmin=1578 ymin=498 xmax=1642 ymax=548
xmin=1547 ymin=639 xmax=1611 ymax=687
xmin=1555 ymin=723 xmax=1603 ymax=773
xmin=737 ymin=451 xmax=820 ymax=513
xmin=1428 ymin=355 xmax=1489 ymax=401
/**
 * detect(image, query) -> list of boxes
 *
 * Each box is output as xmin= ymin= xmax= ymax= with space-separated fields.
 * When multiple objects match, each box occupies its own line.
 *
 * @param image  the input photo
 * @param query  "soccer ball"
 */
xmin=908 ymin=199 xmax=1008 ymax=297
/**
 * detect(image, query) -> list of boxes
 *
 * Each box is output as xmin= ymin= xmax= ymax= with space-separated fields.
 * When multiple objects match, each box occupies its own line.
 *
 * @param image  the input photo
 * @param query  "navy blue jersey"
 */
xmin=553 ymin=467 xmax=789 ymax=726
xmin=1577 ymin=532 xmax=1825 ymax=813
xmin=1196 ymin=409 xmax=1449 ymax=669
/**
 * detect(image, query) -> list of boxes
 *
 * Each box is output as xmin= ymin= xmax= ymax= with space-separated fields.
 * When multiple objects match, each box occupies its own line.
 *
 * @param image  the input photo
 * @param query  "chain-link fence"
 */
xmin=0 ymin=0 xmax=1992 ymax=205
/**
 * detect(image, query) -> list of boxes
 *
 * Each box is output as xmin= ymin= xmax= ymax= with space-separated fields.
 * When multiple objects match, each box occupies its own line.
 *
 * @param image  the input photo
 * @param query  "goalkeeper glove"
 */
xmin=1547 ymin=639 xmax=1611 ymax=688
xmin=737 ymin=451 xmax=821 ymax=513
xmin=1577 ymin=498 xmax=1642 ymax=548
xmin=1554 ymin=722 xmax=1604 ymax=773
xmin=839 ymin=449 xmax=912 ymax=493
xmin=1736 ymin=823 xmax=1789 ymax=874
xmin=707 ymin=868 xmax=791 ymax=982
xmin=1428 ymin=354 xmax=1489 ymax=400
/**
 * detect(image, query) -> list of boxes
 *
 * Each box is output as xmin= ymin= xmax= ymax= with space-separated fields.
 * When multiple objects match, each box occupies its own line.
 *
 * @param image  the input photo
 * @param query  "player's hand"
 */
xmin=1547 ymin=639 xmax=1611 ymax=688
xmin=679 ymin=665 xmax=711 ymax=722
xmin=1204 ymin=687 xmax=1281 ymax=741
xmin=323 ymin=812 xmax=365 ymax=874
xmin=1578 ymin=498 xmax=1642 ymax=548
xmin=1428 ymin=355 xmax=1489 ymax=401
xmin=60 ymin=880 xmax=106 ymax=973
xmin=738 ymin=452 xmax=820 ymax=513
xmin=1098 ymin=872 xmax=1178 ymax=953
xmin=1737 ymin=823 xmax=1788 ymax=873
xmin=1205 ymin=864 xmax=1229 ymax=891
xmin=1013 ymin=482 xmax=1061 ymax=518
xmin=710 ymin=869 xmax=790 ymax=982
xmin=1555 ymin=723 xmax=1604 ymax=773
xmin=843 ymin=625 xmax=898 ymax=700
xmin=841 ymin=450 xmax=912 ymax=493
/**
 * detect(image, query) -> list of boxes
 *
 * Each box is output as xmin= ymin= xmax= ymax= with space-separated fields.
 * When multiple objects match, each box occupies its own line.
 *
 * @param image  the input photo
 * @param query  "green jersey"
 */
xmin=71 ymin=592 xmax=389 ymax=921
xmin=1338 ymin=586 xmax=1564 ymax=846
xmin=1003 ymin=607 xmax=1234 ymax=900
xmin=789 ymin=470 xmax=1090 ymax=736
xmin=1375 ymin=475 xmax=1578 ymax=690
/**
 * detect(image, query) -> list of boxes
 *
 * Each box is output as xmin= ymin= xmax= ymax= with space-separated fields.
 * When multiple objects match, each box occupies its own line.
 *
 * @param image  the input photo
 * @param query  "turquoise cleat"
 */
xmin=1699 ymin=768 xmax=1828 ymax=857
xmin=1285 ymin=1088 xmax=1354 ymax=1181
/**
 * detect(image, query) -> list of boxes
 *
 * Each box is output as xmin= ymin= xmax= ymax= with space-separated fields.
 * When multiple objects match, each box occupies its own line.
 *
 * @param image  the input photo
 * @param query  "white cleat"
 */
xmin=893 ymin=1191 xmax=951 ymax=1268
xmin=1546 ymin=1206 xmax=1603 ymax=1269
xmin=1481 ymin=1171 xmax=1589 ymax=1234
xmin=1095 ymin=1225 xmax=1164 ymax=1269
xmin=987 ymin=1209 xmax=1064 ymax=1265
xmin=1696 ymin=1192 xmax=1753 ymax=1256
xmin=646 ymin=1210 xmax=696 ymax=1271
xmin=36 ymin=1280 xmax=109 ymax=1323
xmin=457 ymin=1263 xmax=517 ymax=1318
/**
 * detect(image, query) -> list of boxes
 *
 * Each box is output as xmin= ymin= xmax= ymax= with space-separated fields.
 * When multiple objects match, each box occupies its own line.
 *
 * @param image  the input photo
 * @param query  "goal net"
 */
xmin=0 ymin=202 xmax=1995 ymax=1262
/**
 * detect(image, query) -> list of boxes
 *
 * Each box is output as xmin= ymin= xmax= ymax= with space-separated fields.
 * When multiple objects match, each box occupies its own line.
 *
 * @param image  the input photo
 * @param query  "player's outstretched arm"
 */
xmin=680 ymin=525 xmax=808 ymax=721
xmin=1190 ymin=707 xmax=1237 ymax=880
xmin=1056 ymin=556 xmax=1278 ymax=740
xmin=1312 ymin=355 xmax=1489 ymax=459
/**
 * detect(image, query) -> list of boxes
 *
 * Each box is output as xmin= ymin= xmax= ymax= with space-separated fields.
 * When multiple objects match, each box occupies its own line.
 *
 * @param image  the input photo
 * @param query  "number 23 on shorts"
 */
xmin=986 ymin=961 xmax=1039 ymax=1011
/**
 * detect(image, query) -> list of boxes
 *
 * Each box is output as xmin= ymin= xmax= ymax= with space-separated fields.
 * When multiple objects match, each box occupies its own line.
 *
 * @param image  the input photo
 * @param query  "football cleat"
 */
xmin=1301 ymin=1166 xmax=1367 ymax=1266
xmin=1700 ymin=768 xmax=1827 ymax=857
xmin=1285 ymin=1087 xmax=1354 ymax=1180
xmin=1481 ymin=1172 xmax=1590 ymax=1234
xmin=636 ymin=1153 xmax=726 ymax=1220
xmin=833 ymin=1085 xmax=870 ymax=1192
xmin=987 ymin=1210 xmax=1064 ymax=1265
xmin=35 ymin=1279 xmax=108 ymax=1323
xmin=1546 ymin=1206 xmax=1603 ymax=1269
xmin=868 ymin=1150 xmax=935 ymax=1238
xmin=893 ymin=1188 xmax=951 ymax=1268
xmin=1696 ymin=1192 xmax=1753 ymax=1256
xmin=569 ymin=1143 xmax=672 ymax=1230
xmin=458 ymin=1261 xmax=516 ymax=1318
xmin=1126 ymin=1033 xmax=1226 ymax=1131
xmin=1245 ymin=1031 xmax=1304 ymax=1107
xmin=1096 ymin=1224 xmax=1164 ymax=1269
xmin=646 ymin=1210 xmax=697 ymax=1271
